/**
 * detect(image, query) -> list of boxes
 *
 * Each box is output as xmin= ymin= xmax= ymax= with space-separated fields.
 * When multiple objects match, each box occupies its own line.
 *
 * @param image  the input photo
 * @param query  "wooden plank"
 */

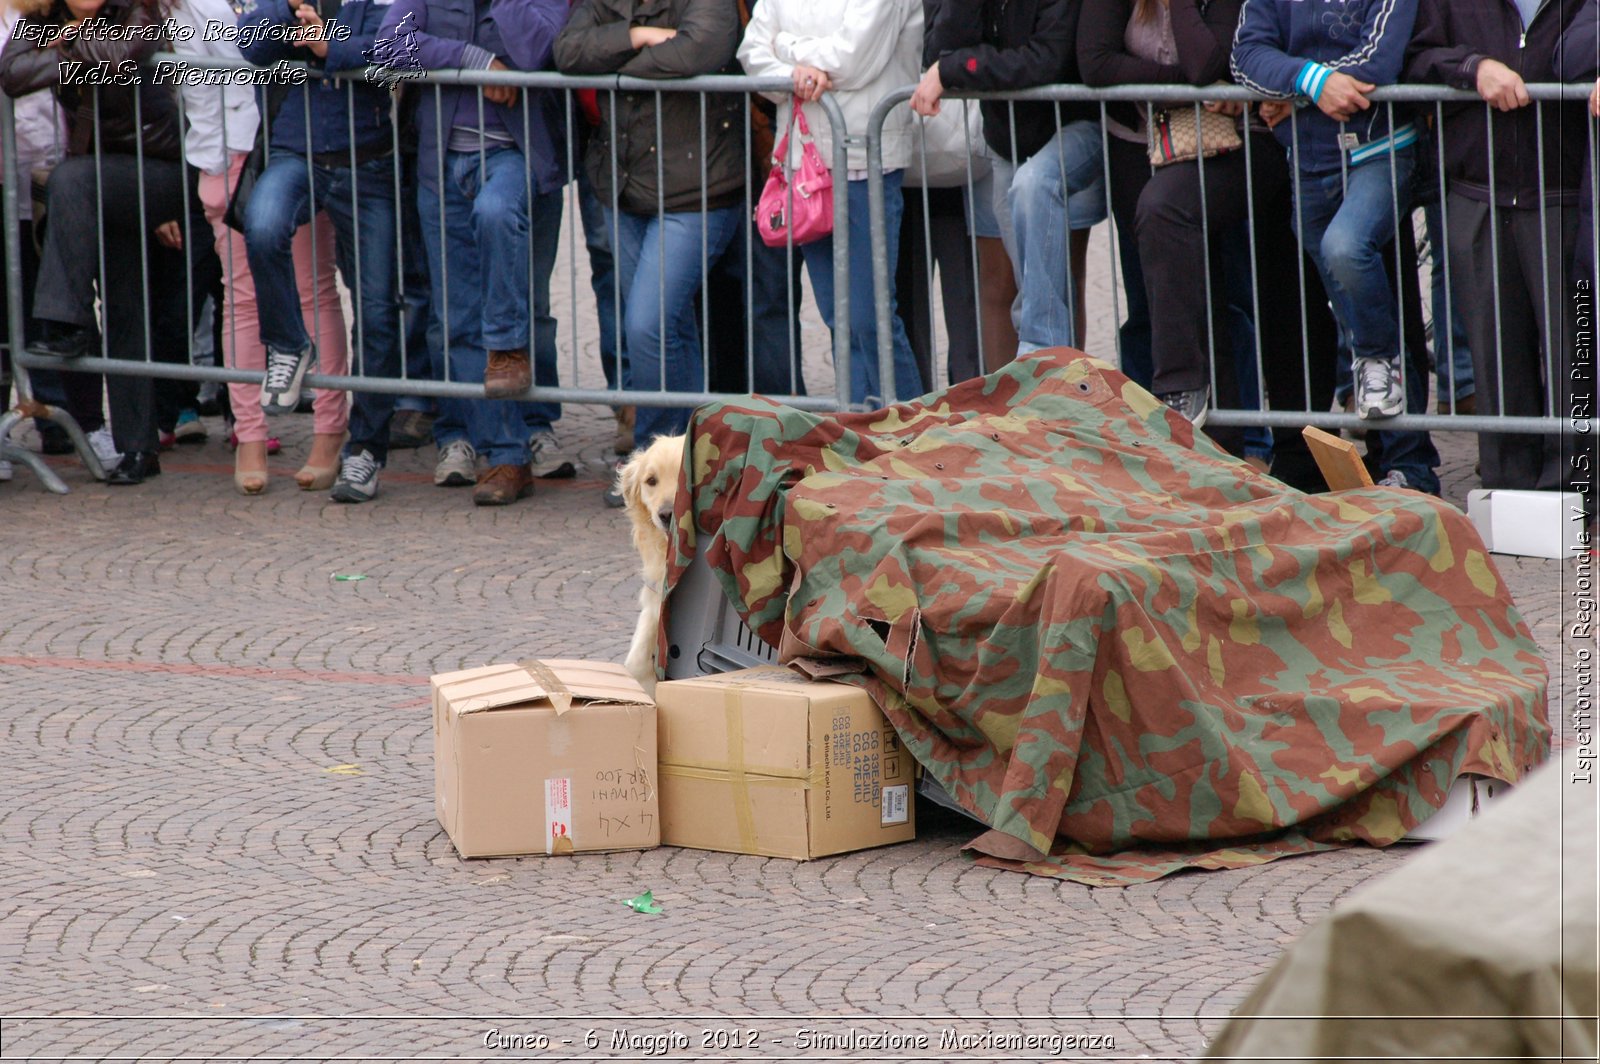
xmin=1302 ymin=426 xmax=1374 ymax=491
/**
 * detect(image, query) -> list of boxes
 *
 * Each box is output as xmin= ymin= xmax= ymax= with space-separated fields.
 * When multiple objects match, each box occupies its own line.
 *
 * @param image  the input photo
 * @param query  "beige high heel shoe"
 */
xmin=296 ymin=432 xmax=345 ymax=491
xmin=234 ymin=440 xmax=269 ymax=496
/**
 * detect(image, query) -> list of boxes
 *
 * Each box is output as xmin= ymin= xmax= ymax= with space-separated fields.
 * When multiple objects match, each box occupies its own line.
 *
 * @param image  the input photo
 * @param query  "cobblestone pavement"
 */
xmin=0 ymin=224 xmax=1590 ymax=1062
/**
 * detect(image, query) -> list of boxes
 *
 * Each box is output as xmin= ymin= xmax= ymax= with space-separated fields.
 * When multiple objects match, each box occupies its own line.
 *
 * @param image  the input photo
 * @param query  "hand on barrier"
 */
xmin=1475 ymin=59 xmax=1529 ymax=112
xmin=910 ymin=64 xmax=943 ymax=117
xmin=1203 ymin=99 xmax=1245 ymax=118
xmin=791 ymin=64 xmax=831 ymax=103
xmin=1257 ymin=100 xmax=1293 ymax=129
xmin=483 ymin=59 xmax=516 ymax=107
xmin=1315 ymin=72 xmax=1373 ymax=122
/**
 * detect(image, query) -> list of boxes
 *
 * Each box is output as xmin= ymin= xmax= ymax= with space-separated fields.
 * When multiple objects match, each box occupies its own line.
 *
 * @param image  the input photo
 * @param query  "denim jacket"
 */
xmin=237 ymin=0 xmax=394 ymax=157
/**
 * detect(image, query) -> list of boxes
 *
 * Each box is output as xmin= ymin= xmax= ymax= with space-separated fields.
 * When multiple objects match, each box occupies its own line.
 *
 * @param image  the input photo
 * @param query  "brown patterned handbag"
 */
xmin=1147 ymin=104 xmax=1242 ymax=168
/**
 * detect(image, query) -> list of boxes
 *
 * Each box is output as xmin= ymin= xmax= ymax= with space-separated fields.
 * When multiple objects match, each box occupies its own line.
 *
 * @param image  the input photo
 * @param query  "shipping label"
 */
xmin=545 ymin=777 xmax=573 ymax=855
xmin=881 ymin=784 xmax=909 ymax=825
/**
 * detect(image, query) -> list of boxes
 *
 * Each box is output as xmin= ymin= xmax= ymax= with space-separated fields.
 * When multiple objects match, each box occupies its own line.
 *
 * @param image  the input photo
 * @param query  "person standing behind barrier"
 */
xmin=1232 ymin=0 xmax=1442 ymax=494
xmin=373 ymin=0 xmax=569 ymax=506
xmin=1407 ymin=0 xmax=1584 ymax=495
xmin=913 ymin=0 xmax=1104 ymax=356
xmin=1558 ymin=7 xmax=1598 ymax=288
xmin=236 ymin=0 xmax=401 ymax=503
xmin=739 ymin=0 xmax=926 ymax=407
xmin=557 ymin=0 xmax=746 ymax=440
xmin=175 ymin=0 xmax=349 ymax=496
xmin=0 ymin=0 xmax=196 ymax=485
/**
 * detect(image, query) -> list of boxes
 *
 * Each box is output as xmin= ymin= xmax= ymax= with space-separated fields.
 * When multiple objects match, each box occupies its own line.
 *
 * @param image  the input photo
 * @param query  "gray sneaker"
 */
xmin=529 ymin=430 xmax=576 ymax=479
xmin=434 ymin=438 xmax=477 ymax=487
xmin=1377 ymin=469 xmax=1411 ymax=490
xmin=1157 ymin=384 xmax=1210 ymax=428
xmin=330 ymin=448 xmax=381 ymax=503
xmin=261 ymin=344 xmax=315 ymax=415
xmin=1353 ymin=356 xmax=1405 ymax=419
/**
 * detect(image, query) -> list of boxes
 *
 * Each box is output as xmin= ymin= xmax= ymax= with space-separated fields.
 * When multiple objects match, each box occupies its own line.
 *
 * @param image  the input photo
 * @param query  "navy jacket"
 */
xmin=1231 ymin=0 xmax=1419 ymax=174
xmin=238 ymin=0 xmax=394 ymax=156
xmin=373 ymin=0 xmax=569 ymax=194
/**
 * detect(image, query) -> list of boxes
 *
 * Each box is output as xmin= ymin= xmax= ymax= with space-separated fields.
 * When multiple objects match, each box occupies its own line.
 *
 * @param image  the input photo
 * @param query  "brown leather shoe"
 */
xmin=484 ymin=348 xmax=532 ymax=398
xmin=613 ymin=405 xmax=636 ymax=455
xmin=472 ymin=462 xmax=534 ymax=506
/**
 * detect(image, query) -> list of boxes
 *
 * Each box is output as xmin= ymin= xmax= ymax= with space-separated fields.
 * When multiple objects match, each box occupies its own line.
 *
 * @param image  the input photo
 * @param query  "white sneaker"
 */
xmin=261 ymin=344 xmax=315 ymax=415
xmin=7 ymin=419 xmax=41 ymax=453
xmin=434 ymin=438 xmax=477 ymax=487
xmin=0 ymin=458 xmax=13 ymax=482
xmin=330 ymin=448 xmax=381 ymax=503
xmin=88 ymin=426 xmax=122 ymax=467
xmin=529 ymin=430 xmax=575 ymax=479
xmin=1353 ymin=357 xmax=1405 ymax=420
xmin=1377 ymin=469 xmax=1411 ymax=490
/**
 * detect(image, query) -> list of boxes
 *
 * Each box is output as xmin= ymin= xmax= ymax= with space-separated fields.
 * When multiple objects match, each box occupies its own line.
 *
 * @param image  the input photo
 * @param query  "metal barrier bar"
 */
xmin=866 ymin=80 xmax=1589 ymax=445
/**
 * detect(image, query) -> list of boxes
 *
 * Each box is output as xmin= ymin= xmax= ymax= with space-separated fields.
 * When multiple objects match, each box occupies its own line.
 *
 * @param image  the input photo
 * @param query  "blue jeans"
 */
xmin=612 ymin=204 xmax=741 ymax=442
xmin=417 ymin=147 xmax=560 ymax=467
xmin=800 ymin=171 xmax=925 ymax=406
xmin=1293 ymin=149 xmax=1439 ymax=493
xmin=992 ymin=120 xmax=1108 ymax=352
xmin=577 ymin=168 xmax=624 ymax=393
xmin=244 ymin=152 xmax=400 ymax=462
xmin=396 ymin=152 xmax=441 ymax=419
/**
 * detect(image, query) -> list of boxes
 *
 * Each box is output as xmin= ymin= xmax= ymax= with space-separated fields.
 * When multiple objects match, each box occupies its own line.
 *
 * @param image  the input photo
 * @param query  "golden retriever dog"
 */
xmin=619 ymin=434 xmax=686 ymax=695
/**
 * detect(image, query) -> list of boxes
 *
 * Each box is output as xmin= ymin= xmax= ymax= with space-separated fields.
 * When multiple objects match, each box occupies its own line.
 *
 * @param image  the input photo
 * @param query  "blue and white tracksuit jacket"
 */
xmin=1230 ymin=0 xmax=1419 ymax=174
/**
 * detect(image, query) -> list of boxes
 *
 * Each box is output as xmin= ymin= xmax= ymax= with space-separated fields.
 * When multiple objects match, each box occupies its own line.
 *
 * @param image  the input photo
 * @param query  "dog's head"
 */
xmin=618 ymin=433 xmax=686 ymax=551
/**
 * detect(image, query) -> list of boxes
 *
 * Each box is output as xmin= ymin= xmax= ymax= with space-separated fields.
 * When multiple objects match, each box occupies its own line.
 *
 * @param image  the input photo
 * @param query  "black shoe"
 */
xmin=106 ymin=450 xmax=161 ymax=485
xmin=33 ymin=324 xmax=100 ymax=359
xmin=36 ymin=421 xmax=75 ymax=455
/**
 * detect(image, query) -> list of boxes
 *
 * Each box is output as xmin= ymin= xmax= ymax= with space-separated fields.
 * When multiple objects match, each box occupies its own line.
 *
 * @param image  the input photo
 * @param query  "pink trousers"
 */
xmin=198 ymin=152 xmax=349 ymax=444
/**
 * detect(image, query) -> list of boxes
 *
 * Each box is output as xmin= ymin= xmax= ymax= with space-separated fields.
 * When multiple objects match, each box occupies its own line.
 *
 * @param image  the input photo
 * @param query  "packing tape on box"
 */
xmin=726 ymin=691 xmax=756 ymax=852
xmin=517 ymin=658 xmax=573 ymax=715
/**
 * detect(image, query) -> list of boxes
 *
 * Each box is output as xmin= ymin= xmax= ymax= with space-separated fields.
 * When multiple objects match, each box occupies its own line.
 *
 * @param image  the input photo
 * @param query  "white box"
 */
xmin=1405 ymin=775 xmax=1514 ymax=842
xmin=1465 ymin=489 xmax=1586 ymax=560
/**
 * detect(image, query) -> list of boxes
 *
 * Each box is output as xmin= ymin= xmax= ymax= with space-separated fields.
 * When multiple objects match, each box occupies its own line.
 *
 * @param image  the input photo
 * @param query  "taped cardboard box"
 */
xmin=655 ymin=666 xmax=915 ymax=859
xmin=431 ymin=659 xmax=658 ymax=858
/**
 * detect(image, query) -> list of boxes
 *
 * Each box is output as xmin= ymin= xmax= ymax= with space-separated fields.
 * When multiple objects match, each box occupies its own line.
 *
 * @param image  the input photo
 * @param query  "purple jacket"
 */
xmin=374 ymin=0 xmax=569 ymax=193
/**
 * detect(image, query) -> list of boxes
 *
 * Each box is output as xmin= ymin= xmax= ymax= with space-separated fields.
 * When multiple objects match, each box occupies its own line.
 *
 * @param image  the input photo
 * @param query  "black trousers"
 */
xmin=897 ymin=185 xmax=981 ymax=388
xmin=1447 ymin=192 xmax=1578 ymax=492
xmin=34 ymin=153 xmax=195 ymax=454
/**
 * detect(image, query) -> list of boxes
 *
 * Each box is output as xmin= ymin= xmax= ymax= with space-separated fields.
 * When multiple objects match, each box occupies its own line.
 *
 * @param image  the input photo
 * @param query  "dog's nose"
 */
xmin=656 ymin=507 xmax=673 ymax=528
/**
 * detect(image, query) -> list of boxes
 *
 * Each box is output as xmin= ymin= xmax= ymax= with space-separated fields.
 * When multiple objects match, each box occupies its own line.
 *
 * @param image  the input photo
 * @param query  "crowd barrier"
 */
xmin=0 ymin=61 xmax=1591 ymax=494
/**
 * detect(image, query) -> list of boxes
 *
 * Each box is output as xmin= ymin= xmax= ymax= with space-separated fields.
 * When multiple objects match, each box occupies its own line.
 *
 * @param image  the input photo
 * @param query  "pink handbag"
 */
xmin=756 ymin=97 xmax=834 ymax=248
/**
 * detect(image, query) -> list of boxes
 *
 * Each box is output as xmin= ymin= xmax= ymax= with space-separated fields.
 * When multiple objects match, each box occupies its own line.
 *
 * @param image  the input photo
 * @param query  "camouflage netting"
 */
xmin=664 ymin=350 xmax=1550 ymax=886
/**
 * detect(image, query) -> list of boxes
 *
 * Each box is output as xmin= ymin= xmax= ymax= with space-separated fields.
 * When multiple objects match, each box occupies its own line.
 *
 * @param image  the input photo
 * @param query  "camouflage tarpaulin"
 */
xmin=666 ymin=350 xmax=1551 ymax=886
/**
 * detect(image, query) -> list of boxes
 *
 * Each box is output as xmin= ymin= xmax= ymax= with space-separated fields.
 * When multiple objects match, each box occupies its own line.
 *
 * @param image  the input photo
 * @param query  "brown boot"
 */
xmin=613 ymin=405 xmax=636 ymax=455
xmin=484 ymin=348 xmax=532 ymax=398
xmin=472 ymin=463 xmax=534 ymax=506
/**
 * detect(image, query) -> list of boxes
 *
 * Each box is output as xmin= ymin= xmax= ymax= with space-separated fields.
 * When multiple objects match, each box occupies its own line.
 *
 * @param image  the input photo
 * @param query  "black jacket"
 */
xmin=0 ymin=0 xmax=182 ymax=161
xmin=554 ymin=0 xmax=744 ymax=214
xmin=926 ymin=0 xmax=1091 ymax=164
xmin=1078 ymin=0 xmax=1241 ymax=134
xmin=1405 ymin=0 xmax=1585 ymax=207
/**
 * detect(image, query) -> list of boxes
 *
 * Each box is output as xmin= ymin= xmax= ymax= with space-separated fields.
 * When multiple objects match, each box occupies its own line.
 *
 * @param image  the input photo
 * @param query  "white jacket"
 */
xmin=0 ymin=12 xmax=65 ymax=220
xmin=170 ymin=0 xmax=259 ymax=175
xmin=737 ymin=0 xmax=922 ymax=173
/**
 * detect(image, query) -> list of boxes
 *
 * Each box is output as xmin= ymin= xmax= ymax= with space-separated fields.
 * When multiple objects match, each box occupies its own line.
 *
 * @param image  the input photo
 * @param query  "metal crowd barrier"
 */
xmin=0 ymin=61 xmax=851 ymax=492
xmin=2 ymin=66 xmax=1594 ymax=495
xmin=866 ymin=82 xmax=1592 ymax=441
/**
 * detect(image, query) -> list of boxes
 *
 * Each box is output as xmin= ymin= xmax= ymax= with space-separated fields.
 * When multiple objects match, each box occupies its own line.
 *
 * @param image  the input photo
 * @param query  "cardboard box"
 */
xmin=431 ymin=659 xmax=658 ymax=858
xmin=1466 ymin=489 xmax=1586 ymax=560
xmin=655 ymin=666 xmax=915 ymax=859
